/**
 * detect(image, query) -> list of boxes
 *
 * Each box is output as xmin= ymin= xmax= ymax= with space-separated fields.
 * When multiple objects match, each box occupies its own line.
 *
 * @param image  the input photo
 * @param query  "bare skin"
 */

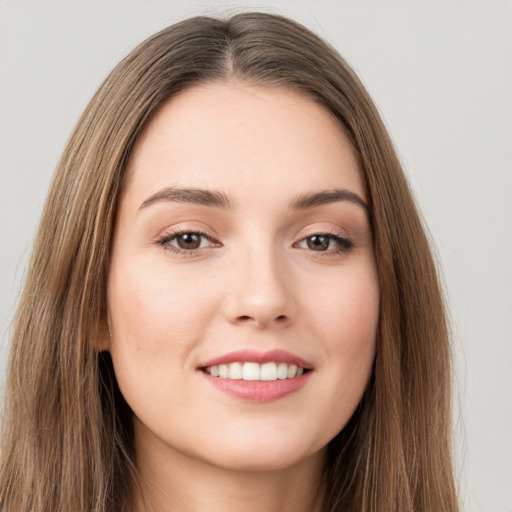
xmin=105 ymin=82 xmax=378 ymax=511
xmin=132 ymin=423 xmax=326 ymax=512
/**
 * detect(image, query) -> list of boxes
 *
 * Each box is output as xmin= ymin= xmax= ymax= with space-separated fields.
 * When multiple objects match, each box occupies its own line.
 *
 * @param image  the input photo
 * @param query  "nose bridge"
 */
xmin=223 ymin=235 xmax=296 ymax=328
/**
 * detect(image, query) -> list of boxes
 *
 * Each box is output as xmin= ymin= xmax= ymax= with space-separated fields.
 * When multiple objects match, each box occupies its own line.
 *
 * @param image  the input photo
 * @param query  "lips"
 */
xmin=200 ymin=348 xmax=313 ymax=369
xmin=198 ymin=349 xmax=313 ymax=402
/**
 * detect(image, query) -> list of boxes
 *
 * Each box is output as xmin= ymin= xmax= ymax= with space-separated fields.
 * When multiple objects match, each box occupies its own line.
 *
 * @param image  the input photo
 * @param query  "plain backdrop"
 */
xmin=0 ymin=1 xmax=511 ymax=510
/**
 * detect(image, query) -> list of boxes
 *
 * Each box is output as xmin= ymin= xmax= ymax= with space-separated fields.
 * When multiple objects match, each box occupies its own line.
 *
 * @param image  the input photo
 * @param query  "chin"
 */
xmin=203 ymin=446 xmax=323 ymax=473
xmin=189 ymin=430 xmax=327 ymax=473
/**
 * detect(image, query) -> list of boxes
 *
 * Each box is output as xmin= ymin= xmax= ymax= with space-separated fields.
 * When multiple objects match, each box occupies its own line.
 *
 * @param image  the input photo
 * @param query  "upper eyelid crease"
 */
xmin=138 ymin=187 xmax=369 ymax=213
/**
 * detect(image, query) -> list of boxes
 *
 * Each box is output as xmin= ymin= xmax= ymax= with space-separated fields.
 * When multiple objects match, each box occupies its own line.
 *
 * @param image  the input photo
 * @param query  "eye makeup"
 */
xmin=155 ymin=227 xmax=355 ymax=258
xmin=155 ymin=229 xmax=220 ymax=257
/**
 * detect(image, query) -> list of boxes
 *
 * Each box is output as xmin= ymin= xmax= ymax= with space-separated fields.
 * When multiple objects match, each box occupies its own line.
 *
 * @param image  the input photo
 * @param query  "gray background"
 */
xmin=0 ymin=1 xmax=511 ymax=510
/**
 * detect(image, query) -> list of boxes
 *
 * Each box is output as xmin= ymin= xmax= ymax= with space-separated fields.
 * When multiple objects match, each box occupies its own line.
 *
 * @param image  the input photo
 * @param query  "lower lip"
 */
xmin=200 ymin=371 xmax=311 ymax=403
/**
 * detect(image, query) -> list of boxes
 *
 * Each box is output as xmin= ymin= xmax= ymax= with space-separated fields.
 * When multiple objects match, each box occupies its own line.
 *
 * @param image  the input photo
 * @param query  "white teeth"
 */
xmin=205 ymin=361 xmax=307 ymax=381
xmin=242 ymin=362 xmax=260 ymax=381
xmin=218 ymin=364 xmax=229 ymax=378
xmin=287 ymin=364 xmax=297 ymax=378
xmin=228 ymin=362 xmax=243 ymax=379
xmin=260 ymin=362 xmax=277 ymax=381
xmin=277 ymin=362 xmax=288 ymax=380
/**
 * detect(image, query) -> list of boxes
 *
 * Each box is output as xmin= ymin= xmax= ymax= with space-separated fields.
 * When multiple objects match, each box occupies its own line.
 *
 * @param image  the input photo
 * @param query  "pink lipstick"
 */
xmin=198 ymin=349 xmax=313 ymax=402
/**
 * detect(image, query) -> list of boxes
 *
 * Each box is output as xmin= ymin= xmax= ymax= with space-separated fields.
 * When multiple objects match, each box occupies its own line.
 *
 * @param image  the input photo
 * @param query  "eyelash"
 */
xmin=155 ymin=228 xmax=354 ymax=258
xmin=155 ymin=229 xmax=219 ymax=257
xmin=296 ymin=230 xmax=355 ymax=255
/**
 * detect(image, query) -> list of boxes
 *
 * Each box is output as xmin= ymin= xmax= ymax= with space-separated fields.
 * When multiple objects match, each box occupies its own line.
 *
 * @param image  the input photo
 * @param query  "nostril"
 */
xmin=235 ymin=314 xmax=289 ymax=327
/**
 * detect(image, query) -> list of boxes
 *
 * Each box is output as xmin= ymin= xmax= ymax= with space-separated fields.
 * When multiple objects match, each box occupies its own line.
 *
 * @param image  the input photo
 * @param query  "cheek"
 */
xmin=105 ymin=262 xmax=222 ymax=418
xmin=106 ymin=262 xmax=222 ymax=417
xmin=304 ymin=265 xmax=379 ymax=352
xmin=108 ymin=262 xmax=220 ymax=354
xmin=332 ymin=278 xmax=378 ymax=379
xmin=300 ymin=264 xmax=378 ymax=427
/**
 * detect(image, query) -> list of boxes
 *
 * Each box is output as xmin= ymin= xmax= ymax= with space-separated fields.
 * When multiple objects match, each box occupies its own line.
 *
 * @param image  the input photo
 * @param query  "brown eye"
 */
xmin=306 ymin=235 xmax=330 ymax=251
xmin=157 ymin=231 xmax=216 ymax=254
xmin=176 ymin=233 xmax=202 ymax=250
xmin=297 ymin=233 xmax=354 ymax=254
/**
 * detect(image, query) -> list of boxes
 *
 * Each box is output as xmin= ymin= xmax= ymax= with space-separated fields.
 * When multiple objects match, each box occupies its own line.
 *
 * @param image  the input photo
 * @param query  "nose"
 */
xmin=221 ymin=245 xmax=296 ymax=329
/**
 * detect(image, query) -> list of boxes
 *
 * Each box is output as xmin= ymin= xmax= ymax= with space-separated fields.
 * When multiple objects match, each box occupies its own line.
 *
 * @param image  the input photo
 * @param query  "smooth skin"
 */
xmin=104 ymin=82 xmax=379 ymax=512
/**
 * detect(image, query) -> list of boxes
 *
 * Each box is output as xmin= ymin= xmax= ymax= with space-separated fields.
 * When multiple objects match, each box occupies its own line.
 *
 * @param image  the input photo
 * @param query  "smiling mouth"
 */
xmin=202 ymin=361 xmax=308 ymax=381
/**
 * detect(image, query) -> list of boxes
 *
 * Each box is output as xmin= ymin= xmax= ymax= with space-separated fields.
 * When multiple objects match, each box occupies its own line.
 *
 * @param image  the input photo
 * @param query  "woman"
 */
xmin=0 ymin=12 xmax=459 ymax=512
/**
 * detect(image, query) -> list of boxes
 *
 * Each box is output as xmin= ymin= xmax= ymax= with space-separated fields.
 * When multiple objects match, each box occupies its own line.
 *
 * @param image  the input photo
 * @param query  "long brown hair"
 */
xmin=0 ymin=12 xmax=459 ymax=511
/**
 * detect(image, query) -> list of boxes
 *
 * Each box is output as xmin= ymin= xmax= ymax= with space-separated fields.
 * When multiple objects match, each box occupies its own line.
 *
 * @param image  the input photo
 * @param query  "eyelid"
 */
xmin=293 ymin=224 xmax=350 ymax=242
xmin=154 ymin=224 xmax=355 ymax=257
xmin=154 ymin=221 xmax=219 ymax=243
xmin=155 ymin=227 xmax=221 ymax=256
xmin=294 ymin=228 xmax=354 ymax=254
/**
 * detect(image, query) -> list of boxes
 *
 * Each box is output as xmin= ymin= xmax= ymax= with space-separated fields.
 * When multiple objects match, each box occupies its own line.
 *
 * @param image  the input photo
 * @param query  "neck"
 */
xmin=131 ymin=426 xmax=326 ymax=512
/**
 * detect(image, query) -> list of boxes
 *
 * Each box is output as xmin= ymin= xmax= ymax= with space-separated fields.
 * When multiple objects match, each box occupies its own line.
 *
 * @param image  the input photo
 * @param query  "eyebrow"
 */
xmin=290 ymin=189 xmax=368 ymax=212
xmin=139 ymin=186 xmax=369 ymax=213
xmin=140 ymin=187 xmax=234 ymax=210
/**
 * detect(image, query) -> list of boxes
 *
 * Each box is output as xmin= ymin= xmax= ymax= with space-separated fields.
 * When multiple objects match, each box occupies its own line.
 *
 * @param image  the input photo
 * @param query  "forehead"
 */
xmin=124 ymin=82 xmax=364 ymax=208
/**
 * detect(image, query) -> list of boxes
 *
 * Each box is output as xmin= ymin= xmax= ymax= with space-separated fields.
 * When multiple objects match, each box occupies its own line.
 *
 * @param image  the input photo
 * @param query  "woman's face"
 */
xmin=106 ymin=83 xmax=379 ymax=472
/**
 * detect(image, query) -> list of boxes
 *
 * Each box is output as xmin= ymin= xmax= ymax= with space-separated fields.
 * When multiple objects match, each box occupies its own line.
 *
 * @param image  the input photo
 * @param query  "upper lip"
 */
xmin=199 ymin=349 xmax=314 ymax=370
